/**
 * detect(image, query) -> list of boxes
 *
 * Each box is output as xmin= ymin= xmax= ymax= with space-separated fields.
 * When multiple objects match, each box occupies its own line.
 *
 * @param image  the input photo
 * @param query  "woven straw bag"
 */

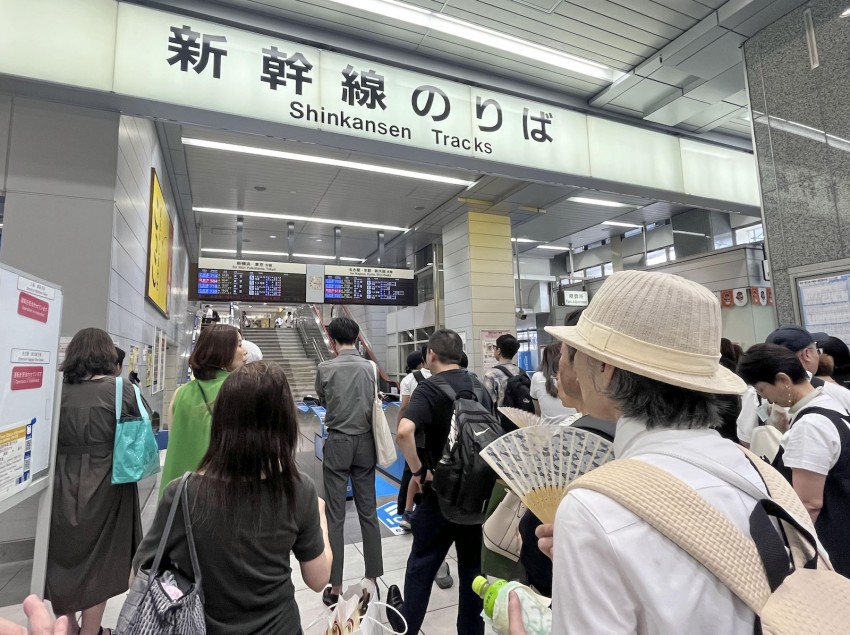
xmin=115 ymin=473 xmax=206 ymax=634
xmin=567 ymin=448 xmax=850 ymax=634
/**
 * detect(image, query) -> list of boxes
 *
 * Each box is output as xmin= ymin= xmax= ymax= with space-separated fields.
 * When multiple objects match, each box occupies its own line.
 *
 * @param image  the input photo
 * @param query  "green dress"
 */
xmin=159 ymin=370 xmax=229 ymax=496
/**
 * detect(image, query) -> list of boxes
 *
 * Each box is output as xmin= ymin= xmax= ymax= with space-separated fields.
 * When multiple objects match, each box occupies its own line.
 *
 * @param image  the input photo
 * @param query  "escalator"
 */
xmin=292 ymin=304 xmax=404 ymax=489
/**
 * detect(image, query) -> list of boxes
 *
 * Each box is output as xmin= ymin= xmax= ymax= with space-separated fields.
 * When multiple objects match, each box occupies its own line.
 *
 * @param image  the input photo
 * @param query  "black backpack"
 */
xmin=495 ymin=365 xmax=534 ymax=431
xmin=430 ymin=375 xmax=504 ymax=525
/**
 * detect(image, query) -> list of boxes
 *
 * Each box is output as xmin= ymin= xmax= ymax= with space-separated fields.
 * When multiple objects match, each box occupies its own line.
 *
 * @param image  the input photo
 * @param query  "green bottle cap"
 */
xmin=472 ymin=576 xmax=489 ymax=597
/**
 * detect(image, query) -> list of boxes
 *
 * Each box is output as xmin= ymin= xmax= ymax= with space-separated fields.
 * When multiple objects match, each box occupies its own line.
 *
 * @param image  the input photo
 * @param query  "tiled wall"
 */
xmin=110 ymin=115 xmax=192 ymax=416
xmin=744 ymin=1 xmax=850 ymax=325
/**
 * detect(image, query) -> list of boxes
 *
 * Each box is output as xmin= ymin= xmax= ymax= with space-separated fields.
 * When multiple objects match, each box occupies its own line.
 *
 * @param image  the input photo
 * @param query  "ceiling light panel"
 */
xmin=569 ymin=197 xmax=635 ymax=208
xmin=324 ymin=0 xmax=624 ymax=83
xmin=195 ymin=207 xmax=408 ymax=232
xmin=603 ymin=221 xmax=642 ymax=228
xmin=182 ymin=138 xmax=476 ymax=187
xmin=202 ymin=248 xmax=364 ymax=262
xmin=536 ymin=245 xmax=570 ymax=251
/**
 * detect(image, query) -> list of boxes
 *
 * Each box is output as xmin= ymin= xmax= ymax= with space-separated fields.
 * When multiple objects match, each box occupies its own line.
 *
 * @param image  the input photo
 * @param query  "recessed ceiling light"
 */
xmin=602 ymin=221 xmax=643 ymax=228
xmin=324 ymin=0 xmax=625 ymax=82
xmin=536 ymin=245 xmax=570 ymax=251
xmin=195 ymin=207 xmax=408 ymax=232
xmin=269 ymin=235 xmax=277 ymax=238
xmin=569 ymin=197 xmax=635 ymax=208
xmin=202 ymin=247 xmax=364 ymax=262
xmin=841 ymin=7 xmax=850 ymax=17
xmin=316 ymin=239 xmax=323 ymax=242
xmin=182 ymin=137 xmax=477 ymax=187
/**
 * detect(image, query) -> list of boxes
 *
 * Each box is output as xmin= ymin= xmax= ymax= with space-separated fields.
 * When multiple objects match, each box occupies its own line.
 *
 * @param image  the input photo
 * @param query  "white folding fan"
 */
xmin=498 ymin=407 xmax=541 ymax=429
xmin=480 ymin=425 xmax=615 ymax=524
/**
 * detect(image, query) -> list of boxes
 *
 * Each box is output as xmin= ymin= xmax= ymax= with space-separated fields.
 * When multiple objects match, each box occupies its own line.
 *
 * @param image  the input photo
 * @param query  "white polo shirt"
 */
xmin=399 ymin=368 xmax=431 ymax=397
xmin=783 ymin=390 xmax=850 ymax=475
xmin=552 ymin=418 xmax=764 ymax=634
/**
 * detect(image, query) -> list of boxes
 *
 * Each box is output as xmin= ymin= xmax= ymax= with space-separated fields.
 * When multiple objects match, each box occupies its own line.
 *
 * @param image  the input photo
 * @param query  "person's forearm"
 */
xmin=398 ymin=419 xmax=421 ymax=473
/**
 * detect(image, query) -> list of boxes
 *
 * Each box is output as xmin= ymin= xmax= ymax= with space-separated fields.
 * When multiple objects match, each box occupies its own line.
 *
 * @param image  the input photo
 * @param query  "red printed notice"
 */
xmin=17 ymin=292 xmax=49 ymax=323
xmin=11 ymin=367 xmax=44 ymax=390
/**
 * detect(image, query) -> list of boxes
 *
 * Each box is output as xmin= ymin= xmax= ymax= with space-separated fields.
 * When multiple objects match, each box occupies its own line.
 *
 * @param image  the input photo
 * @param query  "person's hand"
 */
xmin=507 ymin=591 xmax=527 ymax=635
xmin=536 ymin=523 xmax=555 ymax=560
xmin=0 ymin=595 xmax=70 ymax=635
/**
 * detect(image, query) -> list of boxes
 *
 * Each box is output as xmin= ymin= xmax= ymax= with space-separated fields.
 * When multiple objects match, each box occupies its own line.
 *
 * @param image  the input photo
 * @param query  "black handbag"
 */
xmin=115 ymin=472 xmax=206 ymax=634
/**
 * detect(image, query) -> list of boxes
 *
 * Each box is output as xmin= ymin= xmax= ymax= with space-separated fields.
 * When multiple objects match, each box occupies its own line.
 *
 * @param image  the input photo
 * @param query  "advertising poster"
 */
xmin=481 ymin=329 xmax=511 ymax=372
xmin=128 ymin=345 xmax=139 ymax=374
xmin=145 ymin=168 xmax=173 ymax=317
xmin=0 ymin=268 xmax=63 ymax=503
xmin=145 ymin=346 xmax=153 ymax=388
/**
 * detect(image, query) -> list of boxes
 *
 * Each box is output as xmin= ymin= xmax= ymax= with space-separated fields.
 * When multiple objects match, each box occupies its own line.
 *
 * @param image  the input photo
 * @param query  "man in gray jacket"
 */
xmin=315 ymin=317 xmax=384 ymax=606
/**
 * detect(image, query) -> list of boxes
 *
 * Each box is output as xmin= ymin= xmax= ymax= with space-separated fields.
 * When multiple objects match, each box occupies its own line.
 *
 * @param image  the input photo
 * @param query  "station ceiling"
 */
xmin=152 ymin=0 xmax=790 ymax=266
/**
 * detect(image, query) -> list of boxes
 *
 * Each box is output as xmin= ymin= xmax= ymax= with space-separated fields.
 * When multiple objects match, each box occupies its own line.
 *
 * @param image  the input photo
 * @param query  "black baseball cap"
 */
xmin=811 ymin=332 xmax=830 ymax=344
xmin=406 ymin=351 xmax=425 ymax=372
xmin=765 ymin=326 xmax=815 ymax=352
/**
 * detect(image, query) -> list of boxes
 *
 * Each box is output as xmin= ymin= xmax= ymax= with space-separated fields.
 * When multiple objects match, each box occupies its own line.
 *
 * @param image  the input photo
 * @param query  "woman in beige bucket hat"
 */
xmin=513 ymin=270 xmax=778 ymax=634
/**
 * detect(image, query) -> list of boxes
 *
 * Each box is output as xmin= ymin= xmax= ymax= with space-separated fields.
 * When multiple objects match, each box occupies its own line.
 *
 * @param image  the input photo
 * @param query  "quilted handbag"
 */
xmin=115 ymin=473 xmax=206 ymax=634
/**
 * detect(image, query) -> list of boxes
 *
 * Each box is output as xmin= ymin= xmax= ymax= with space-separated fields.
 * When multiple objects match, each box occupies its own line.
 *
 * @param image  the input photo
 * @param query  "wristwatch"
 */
xmin=413 ymin=466 xmax=427 ymax=478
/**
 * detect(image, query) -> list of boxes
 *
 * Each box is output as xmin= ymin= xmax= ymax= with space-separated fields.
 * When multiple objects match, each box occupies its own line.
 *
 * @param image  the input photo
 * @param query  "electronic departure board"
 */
xmin=323 ymin=265 xmax=416 ymax=306
xmin=195 ymin=258 xmax=307 ymax=303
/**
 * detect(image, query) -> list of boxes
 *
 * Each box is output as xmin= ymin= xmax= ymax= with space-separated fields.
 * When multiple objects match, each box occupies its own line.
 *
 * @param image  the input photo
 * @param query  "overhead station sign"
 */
xmin=324 ymin=266 xmax=416 ymax=306
xmin=196 ymin=257 xmax=307 ymax=303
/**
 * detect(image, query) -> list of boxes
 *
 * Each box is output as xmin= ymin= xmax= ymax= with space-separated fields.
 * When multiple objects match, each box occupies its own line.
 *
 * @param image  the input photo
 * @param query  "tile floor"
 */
xmin=0 ymin=467 xmax=496 ymax=634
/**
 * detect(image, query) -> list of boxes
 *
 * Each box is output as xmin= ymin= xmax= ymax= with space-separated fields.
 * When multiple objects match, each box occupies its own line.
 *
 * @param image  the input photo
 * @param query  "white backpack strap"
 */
xmin=567 ymin=459 xmax=772 ymax=613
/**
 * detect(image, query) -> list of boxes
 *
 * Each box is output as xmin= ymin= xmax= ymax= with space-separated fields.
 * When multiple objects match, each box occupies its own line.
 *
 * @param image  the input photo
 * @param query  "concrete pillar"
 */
xmin=442 ymin=211 xmax=515 ymax=375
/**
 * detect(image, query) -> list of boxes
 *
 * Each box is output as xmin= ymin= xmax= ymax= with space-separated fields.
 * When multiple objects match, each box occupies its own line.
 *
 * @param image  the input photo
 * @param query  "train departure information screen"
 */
xmin=323 ymin=266 xmax=416 ymax=306
xmin=195 ymin=259 xmax=307 ymax=303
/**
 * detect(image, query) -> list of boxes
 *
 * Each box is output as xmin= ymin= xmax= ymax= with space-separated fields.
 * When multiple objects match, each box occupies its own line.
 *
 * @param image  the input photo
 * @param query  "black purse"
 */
xmin=115 ymin=472 xmax=206 ymax=634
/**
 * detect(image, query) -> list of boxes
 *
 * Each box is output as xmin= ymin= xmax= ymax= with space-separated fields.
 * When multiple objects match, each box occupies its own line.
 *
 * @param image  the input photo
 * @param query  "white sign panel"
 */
xmin=113 ymin=3 xmax=591 ymax=175
xmin=0 ymin=267 xmax=63 ymax=503
xmin=561 ymin=290 xmax=589 ymax=307
xmin=198 ymin=257 xmax=307 ymax=274
xmin=798 ymin=274 xmax=850 ymax=347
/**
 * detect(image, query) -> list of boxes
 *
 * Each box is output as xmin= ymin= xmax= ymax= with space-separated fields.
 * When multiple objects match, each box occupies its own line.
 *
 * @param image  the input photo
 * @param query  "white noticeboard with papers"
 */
xmin=0 ymin=264 xmax=64 ymax=593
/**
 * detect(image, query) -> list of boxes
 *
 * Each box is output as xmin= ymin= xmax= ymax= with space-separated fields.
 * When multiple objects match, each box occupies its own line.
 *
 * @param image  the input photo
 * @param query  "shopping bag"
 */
xmin=370 ymin=362 xmax=396 ymax=467
xmin=113 ymin=377 xmax=161 ymax=484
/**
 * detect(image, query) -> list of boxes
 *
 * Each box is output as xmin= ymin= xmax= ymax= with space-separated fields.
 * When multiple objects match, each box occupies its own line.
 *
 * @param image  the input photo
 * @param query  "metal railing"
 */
xmin=294 ymin=305 xmax=334 ymax=364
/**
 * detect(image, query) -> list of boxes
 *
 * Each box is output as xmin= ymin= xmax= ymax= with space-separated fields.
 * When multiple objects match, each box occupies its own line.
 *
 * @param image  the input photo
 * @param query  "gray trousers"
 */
xmin=322 ymin=430 xmax=384 ymax=586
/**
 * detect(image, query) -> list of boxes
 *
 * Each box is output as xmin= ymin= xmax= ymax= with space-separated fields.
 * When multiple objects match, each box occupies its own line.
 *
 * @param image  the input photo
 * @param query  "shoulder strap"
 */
xmin=130 ymin=384 xmax=151 ymax=424
xmin=181 ymin=473 xmax=204 ymax=600
xmin=429 ymin=375 xmax=458 ymax=403
xmin=796 ymin=405 xmax=850 ymax=428
xmin=369 ymin=361 xmax=380 ymax=399
xmin=568 ymin=459 xmax=772 ymax=613
xmin=147 ymin=472 xmax=192 ymax=592
xmin=115 ymin=376 xmax=124 ymax=422
xmin=413 ymin=370 xmax=425 ymax=384
xmin=572 ymin=417 xmax=616 ymax=442
xmin=810 ymin=376 xmax=826 ymax=389
xmin=494 ymin=365 xmax=514 ymax=379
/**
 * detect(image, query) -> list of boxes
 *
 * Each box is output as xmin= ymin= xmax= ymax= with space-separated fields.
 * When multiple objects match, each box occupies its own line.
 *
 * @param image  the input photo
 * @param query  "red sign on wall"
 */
xmin=18 ymin=292 xmax=49 ymax=323
xmin=11 ymin=366 xmax=44 ymax=390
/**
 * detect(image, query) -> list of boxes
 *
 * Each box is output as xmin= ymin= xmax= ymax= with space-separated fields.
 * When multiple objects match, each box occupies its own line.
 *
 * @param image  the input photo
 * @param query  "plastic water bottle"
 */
xmin=472 ymin=576 xmax=552 ymax=635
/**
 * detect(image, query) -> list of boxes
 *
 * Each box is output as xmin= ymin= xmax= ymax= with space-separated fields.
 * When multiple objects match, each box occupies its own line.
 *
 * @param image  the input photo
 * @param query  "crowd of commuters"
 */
xmin=11 ymin=270 xmax=850 ymax=634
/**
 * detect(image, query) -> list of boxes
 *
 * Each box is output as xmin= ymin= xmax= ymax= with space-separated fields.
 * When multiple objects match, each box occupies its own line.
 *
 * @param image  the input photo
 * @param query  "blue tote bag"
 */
xmin=113 ymin=377 xmax=161 ymax=484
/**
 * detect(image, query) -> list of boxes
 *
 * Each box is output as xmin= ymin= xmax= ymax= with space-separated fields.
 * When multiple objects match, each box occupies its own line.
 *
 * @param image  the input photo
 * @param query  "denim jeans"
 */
xmin=402 ymin=491 xmax=484 ymax=635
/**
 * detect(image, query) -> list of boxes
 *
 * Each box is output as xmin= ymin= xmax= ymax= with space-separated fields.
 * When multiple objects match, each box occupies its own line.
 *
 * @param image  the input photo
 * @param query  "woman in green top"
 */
xmin=160 ymin=324 xmax=246 ymax=495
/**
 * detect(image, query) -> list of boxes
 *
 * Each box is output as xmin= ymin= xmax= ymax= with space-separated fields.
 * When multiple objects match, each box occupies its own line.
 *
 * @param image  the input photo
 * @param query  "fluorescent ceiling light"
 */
xmin=511 ymin=238 xmax=540 ymax=243
xmin=536 ymin=245 xmax=570 ymax=251
xmin=195 ymin=207 xmax=408 ymax=232
xmin=202 ymin=247 xmax=363 ymax=262
xmin=324 ymin=0 xmax=624 ymax=82
xmin=672 ymin=230 xmax=707 ymax=237
xmin=842 ymin=7 xmax=850 ymax=17
xmin=569 ymin=197 xmax=635 ymax=208
xmin=603 ymin=221 xmax=642 ymax=228
xmin=182 ymin=138 xmax=476 ymax=187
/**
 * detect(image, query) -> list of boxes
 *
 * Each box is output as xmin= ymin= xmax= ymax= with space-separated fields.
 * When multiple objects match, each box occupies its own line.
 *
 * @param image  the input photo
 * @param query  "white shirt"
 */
xmin=783 ymin=390 xmax=850 ymax=475
xmin=399 ymin=368 xmax=431 ymax=396
xmin=737 ymin=377 xmax=850 ymax=443
xmin=552 ymin=418 xmax=764 ymax=634
xmin=530 ymin=371 xmax=576 ymax=425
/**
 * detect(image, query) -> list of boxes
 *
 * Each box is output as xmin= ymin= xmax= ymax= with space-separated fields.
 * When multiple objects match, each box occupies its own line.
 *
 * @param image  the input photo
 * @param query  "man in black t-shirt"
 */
xmin=389 ymin=329 xmax=492 ymax=635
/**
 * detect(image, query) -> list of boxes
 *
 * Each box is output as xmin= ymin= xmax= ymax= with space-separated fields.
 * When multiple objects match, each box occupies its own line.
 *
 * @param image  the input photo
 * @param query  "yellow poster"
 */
xmin=145 ymin=169 xmax=173 ymax=316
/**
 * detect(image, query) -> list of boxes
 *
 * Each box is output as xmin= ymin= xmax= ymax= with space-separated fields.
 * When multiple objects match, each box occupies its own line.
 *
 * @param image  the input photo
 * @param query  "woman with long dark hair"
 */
xmin=46 ymin=328 xmax=150 ymax=635
xmin=530 ymin=342 xmax=577 ymax=424
xmin=133 ymin=362 xmax=332 ymax=633
xmin=159 ymin=324 xmax=246 ymax=495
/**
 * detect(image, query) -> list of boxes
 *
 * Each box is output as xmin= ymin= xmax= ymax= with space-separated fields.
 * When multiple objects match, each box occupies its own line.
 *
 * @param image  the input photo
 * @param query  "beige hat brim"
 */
xmin=546 ymin=325 xmax=747 ymax=396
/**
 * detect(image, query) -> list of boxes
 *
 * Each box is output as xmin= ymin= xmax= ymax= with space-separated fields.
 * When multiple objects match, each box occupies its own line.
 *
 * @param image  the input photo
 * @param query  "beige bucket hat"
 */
xmin=545 ymin=270 xmax=746 ymax=395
